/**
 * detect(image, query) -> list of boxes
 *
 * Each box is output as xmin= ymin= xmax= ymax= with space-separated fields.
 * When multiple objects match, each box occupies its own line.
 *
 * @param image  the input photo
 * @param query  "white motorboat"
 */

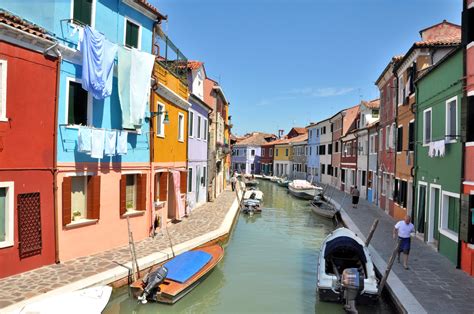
xmin=243 ymin=189 xmax=263 ymax=202
xmin=14 ymin=285 xmax=112 ymax=314
xmin=317 ymin=228 xmax=379 ymax=307
xmin=288 ymin=180 xmax=323 ymax=200
xmin=242 ymin=189 xmax=263 ymax=215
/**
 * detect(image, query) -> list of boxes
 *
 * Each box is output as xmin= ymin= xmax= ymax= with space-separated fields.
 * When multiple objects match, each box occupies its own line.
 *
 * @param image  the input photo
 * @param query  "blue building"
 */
xmin=2 ymin=0 xmax=166 ymax=261
xmin=306 ymin=123 xmax=320 ymax=183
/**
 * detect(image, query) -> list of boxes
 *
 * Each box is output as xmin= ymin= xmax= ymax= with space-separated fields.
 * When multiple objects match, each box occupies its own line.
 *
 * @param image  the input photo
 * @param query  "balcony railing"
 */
xmin=153 ymin=27 xmax=188 ymax=84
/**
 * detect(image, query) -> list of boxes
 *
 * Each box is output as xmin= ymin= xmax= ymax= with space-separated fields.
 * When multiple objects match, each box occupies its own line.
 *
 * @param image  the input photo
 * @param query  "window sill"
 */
xmin=154 ymin=201 xmax=166 ymax=209
xmin=66 ymin=218 xmax=98 ymax=229
xmin=121 ymin=210 xmax=145 ymax=218
xmin=438 ymin=228 xmax=458 ymax=243
xmin=0 ymin=240 xmax=14 ymax=249
xmin=157 ymin=134 xmax=165 ymax=138
xmin=0 ymin=117 xmax=9 ymax=122
xmin=178 ymin=139 xmax=184 ymax=143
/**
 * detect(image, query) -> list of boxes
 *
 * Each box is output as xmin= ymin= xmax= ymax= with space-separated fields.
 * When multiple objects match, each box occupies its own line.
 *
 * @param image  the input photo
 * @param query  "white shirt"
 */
xmin=395 ymin=221 xmax=415 ymax=238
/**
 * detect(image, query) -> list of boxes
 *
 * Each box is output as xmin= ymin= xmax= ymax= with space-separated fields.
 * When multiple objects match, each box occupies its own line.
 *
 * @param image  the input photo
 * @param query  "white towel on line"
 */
xmin=104 ymin=130 xmax=117 ymax=156
xmin=117 ymin=131 xmax=128 ymax=155
xmin=91 ymin=129 xmax=105 ymax=159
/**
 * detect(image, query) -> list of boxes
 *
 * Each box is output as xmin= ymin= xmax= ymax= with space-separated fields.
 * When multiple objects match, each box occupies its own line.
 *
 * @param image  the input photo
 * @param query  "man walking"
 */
xmin=393 ymin=215 xmax=415 ymax=270
xmin=230 ymin=171 xmax=238 ymax=191
xmin=351 ymin=186 xmax=360 ymax=208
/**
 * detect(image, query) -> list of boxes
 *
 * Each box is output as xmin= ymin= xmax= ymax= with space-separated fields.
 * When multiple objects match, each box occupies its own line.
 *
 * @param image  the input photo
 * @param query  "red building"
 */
xmin=0 ymin=11 xmax=59 ymax=277
xmin=260 ymin=141 xmax=276 ymax=175
xmin=340 ymin=112 xmax=359 ymax=194
xmin=461 ymin=0 xmax=474 ymax=276
xmin=374 ymin=56 xmax=402 ymax=216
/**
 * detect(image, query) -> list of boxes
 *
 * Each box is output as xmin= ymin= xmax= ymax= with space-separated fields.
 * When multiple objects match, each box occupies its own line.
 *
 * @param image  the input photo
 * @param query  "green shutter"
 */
xmin=73 ymin=0 xmax=92 ymax=26
xmin=125 ymin=20 xmax=139 ymax=48
xmin=0 ymin=188 xmax=6 ymax=242
xmin=447 ymin=197 xmax=460 ymax=233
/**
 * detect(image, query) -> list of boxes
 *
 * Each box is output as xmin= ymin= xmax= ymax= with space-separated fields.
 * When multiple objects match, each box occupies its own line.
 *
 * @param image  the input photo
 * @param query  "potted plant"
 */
xmin=72 ymin=210 xmax=82 ymax=221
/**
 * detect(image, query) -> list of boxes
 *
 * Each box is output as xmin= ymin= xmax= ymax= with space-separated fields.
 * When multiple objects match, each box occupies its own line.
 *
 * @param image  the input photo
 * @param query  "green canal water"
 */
xmin=104 ymin=179 xmax=395 ymax=313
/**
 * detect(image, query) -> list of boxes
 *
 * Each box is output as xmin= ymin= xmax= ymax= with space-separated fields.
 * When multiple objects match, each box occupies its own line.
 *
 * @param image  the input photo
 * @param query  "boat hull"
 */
xmin=310 ymin=202 xmax=336 ymax=219
xmin=288 ymin=187 xmax=316 ymax=200
xmin=317 ymin=287 xmax=378 ymax=304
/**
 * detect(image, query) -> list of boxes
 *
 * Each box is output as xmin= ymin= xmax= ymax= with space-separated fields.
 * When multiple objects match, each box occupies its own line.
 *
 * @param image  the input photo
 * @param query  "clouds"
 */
xmin=286 ymin=87 xmax=355 ymax=97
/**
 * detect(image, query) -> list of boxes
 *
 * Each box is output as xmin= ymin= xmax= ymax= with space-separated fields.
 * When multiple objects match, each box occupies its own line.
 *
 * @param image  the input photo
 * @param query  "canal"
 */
xmin=104 ymin=179 xmax=395 ymax=313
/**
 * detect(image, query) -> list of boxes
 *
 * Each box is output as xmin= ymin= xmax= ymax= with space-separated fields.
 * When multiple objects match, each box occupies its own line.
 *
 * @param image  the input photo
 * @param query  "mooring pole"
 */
xmin=365 ymin=219 xmax=379 ymax=246
xmin=127 ymin=216 xmax=140 ymax=281
xmin=378 ymin=239 xmax=401 ymax=295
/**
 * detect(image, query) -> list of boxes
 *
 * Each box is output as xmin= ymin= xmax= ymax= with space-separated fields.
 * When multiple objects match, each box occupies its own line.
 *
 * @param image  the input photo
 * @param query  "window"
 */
xmin=446 ymin=97 xmax=458 ymax=142
xmin=251 ymin=163 xmax=255 ymax=172
xmin=362 ymin=170 xmax=366 ymax=186
xmin=334 ymin=167 xmax=338 ymax=178
xmin=0 ymin=60 xmax=7 ymax=121
xmin=330 ymin=123 xmax=334 ymax=132
xmin=423 ymin=109 xmax=432 ymax=145
xmin=370 ymin=135 xmax=376 ymax=154
xmin=408 ymin=121 xmax=415 ymax=151
xmin=188 ymin=112 xmax=194 ymax=137
xmin=321 ymin=164 xmax=326 ymax=175
xmin=309 ymin=146 xmax=312 ymax=156
xmin=0 ymin=182 xmax=14 ymax=248
xmin=157 ymin=103 xmax=165 ymax=137
xmin=178 ymin=113 xmax=184 ymax=142
xmin=335 ymin=141 xmax=339 ymax=153
xmin=379 ymin=129 xmax=383 ymax=152
xmin=328 ymin=144 xmax=332 ymax=154
xmin=319 ymin=145 xmax=326 ymax=155
xmin=251 ymin=150 xmax=255 ymax=157
xmin=72 ymin=0 xmax=93 ymax=26
xmin=442 ymin=193 xmax=460 ymax=236
xmin=125 ymin=174 xmax=138 ymax=211
xmin=125 ymin=19 xmax=140 ymax=49
xmin=67 ymin=79 xmax=90 ymax=125
xmin=270 ymin=148 xmax=273 ymax=156
xmin=385 ymin=126 xmax=390 ymax=149
xmin=341 ymin=169 xmax=346 ymax=183
xmin=285 ymin=149 xmax=288 ymax=156
xmin=317 ymin=129 xmax=320 ymax=136
xmin=372 ymin=109 xmax=379 ymax=118
xmin=391 ymin=123 xmax=396 ymax=148
xmin=203 ymin=119 xmax=208 ymax=141
xmin=197 ymin=116 xmax=201 ymax=139
xmin=262 ymin=148 xmax=265 ymax=156
xmin=397 ymin=126 xmax=403 ymax=152
xmin=276 ymin=149 xmax=279 ymax=157
xmin=62 ymin=175 xmax=101 ymax=225
xmin=322 ymin=126 xmax=326 ymax=134
xmin=188 ymin=168 xmax=193 ymax=192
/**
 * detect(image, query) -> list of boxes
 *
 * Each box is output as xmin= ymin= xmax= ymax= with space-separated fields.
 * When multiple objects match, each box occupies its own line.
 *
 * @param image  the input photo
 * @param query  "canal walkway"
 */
xmin=0 ymin=186 xmax=242 ymax=313
xmin=324 ymin=185 xmax=474 ymax=314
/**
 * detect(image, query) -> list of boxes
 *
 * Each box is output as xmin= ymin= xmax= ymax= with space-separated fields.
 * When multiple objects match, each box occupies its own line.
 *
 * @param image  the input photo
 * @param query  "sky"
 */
xmin=150 ymin=0 xmax=462 ymax=136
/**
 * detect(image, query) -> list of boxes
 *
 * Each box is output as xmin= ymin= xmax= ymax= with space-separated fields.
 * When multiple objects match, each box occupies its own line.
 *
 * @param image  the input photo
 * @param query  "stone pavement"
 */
xmin=323 ymin=185 xmax=474 ymax=314
xmin=0 ymin=188 xmax=238 ymax=311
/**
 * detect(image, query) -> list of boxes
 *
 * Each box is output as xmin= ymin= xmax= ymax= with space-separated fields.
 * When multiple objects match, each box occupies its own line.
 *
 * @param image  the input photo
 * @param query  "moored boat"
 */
xmin=317 ymin=228 xmax=378 ymax=307
xmin=276 ymin=178 xmax=290 ymax=187
xmin=245 ymin=180 xmax=259 ymax=187
xmin=288 ymin=180 xmax=323 ymax=200
xmin=242 ymin=189 xmax=263 ymax=215
xmin=270 ymin=176 xmax=280 ymax=182
xmin=131 ymin=245 xmax=224 ymax=304
xmin=310 ymin=200 xmax=337 ymax=219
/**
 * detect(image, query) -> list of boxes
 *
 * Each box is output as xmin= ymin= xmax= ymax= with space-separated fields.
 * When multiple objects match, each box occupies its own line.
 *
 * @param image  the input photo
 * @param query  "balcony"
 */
xmin=153 ymin=26 xmax=188 ymax=84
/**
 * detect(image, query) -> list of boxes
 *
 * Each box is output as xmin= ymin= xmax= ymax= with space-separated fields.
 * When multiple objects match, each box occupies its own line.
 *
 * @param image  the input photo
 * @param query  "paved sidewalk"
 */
xmin=324 ymin=185 xmax=474 ymax=314
xmin=0 ymin=188 xmax=238 ymax=311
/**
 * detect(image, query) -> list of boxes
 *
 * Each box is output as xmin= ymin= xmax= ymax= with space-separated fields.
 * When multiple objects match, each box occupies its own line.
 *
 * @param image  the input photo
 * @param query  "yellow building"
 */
xmin=150 ymin=58 xmax=190 ymax=226
xmin=273 ymin=140 xmax=292 ymax=177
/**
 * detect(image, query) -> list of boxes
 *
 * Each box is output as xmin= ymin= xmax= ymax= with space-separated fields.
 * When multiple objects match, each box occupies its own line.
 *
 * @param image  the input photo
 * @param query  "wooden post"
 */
xmin=378 ymin=239 xmax=401 ymax=295
xmin=365 ymin=219 xmax=379 ymax=246
xmin=127 ymin=216 xmax=140 ymax=281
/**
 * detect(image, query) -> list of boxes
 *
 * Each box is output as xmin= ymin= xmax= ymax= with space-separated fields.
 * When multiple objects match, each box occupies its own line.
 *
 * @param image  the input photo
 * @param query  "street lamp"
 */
xmin=146 ymin=109 xmax=170 ymax=124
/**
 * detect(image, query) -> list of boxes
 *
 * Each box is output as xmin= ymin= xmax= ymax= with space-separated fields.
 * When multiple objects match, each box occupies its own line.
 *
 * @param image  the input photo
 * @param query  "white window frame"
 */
xmin=0 ymin=60 xmax=7 ymax=122
xmin=197 ymin=116 xmax=202 ymax=139
xmin=65 ymin=77 xmax=93 ymax=127
xmin=70 ymin=0 xmax=97 ymax=29
xmin=385 ymin=126 xmax=390 ymax=150
xmin=188 ymin=111 xmax=194 ymax=138
xmin=203 ymin=118 xmax=208 ymax=141
xmin=123 ymin=16 xmax=142 ymax=50
xmin=0 ymin=182 xmax=14 ymax=248
xmin=439 ymin=191 xmax=460 ymax=242
xmin=423 ymin=108 xmax=432 ymax=146
xmin=445 ymin=96 xmax=458 ymax=143
xmin=178 ymin=112 xmax=185 ymax=142
xmin=156 ymin=102 xmax=165 ymax=138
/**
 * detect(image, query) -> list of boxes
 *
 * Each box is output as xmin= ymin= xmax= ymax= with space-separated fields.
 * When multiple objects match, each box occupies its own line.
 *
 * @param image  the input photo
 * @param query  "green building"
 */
xmin=414 ymin=48 xmax=463 ymax=265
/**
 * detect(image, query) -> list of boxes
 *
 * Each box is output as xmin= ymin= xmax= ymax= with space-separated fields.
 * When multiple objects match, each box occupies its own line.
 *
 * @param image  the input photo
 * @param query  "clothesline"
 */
xmin=58 ymin=124 xmax=136 ymax=134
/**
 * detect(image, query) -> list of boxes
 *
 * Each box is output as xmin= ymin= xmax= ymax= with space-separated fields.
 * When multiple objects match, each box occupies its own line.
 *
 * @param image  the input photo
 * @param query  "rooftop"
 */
xmin=0 ymin=9 xmax=52 ymax=40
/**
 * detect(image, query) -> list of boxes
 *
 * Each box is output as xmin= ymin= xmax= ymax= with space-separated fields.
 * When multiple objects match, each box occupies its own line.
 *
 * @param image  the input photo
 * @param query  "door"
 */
xmin=428 ymin=186 xmax=440 ymax=244
xmin=417 ymin=185 xmax=426 ymax=234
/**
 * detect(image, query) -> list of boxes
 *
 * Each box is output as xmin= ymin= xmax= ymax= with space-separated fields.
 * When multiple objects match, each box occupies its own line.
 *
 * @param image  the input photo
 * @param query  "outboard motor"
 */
xmin=138 ymin=266 xmax=168 ymax=304
xmin=341 ymin=268 xmax=364 ymax=313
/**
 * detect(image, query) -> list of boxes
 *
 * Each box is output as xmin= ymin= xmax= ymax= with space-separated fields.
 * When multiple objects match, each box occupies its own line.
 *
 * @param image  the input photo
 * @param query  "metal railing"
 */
xmin=153 ymin=27 xmax=188 ymax=83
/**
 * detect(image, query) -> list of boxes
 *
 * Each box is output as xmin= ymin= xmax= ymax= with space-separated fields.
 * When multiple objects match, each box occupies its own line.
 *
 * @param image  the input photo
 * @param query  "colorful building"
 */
xmin=307 ymin=118 xmax=333 ymax=184
xmin=330 ymin=112 xmax=344 ymax=188
xmin=273 ymin=128 xmax=306 ymax=178
xmin=260 ymin=141 xmax=276 ymax=175
xmin=306 ymin=123 xmax=320 ymax=182
xmin=290 ymin=134 xmax=308 ymax=180
xmin=460 ymin=0 xmax=474 ymax=276
xmin=0 ymin=10 xmax=59 ymax=277
xmin=231 ymin=132 xmax=275 ymax=175
xmin=367 ymin=121 xmax=380 ymax=204
xmin=395 ymin=21 xmax=461 ymax=221
xmin=414 ymin=48 xmax=463 ymax=265
xmin=341 ymin=128 xmax=358 ymax=194
xmin=151 ymin=30 xmax=189 ymax=225
xmin=186 ymin=61 xmax=211 ymax=211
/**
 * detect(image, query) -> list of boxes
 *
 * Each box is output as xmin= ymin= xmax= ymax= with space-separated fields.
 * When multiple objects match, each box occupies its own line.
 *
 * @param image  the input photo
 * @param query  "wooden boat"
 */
xmin=14 ymin=286 xmax=112 ymax=314
xmin=131 ymin=245 xmax=224 ymax=304
xmin=317 ymin=228 xmax=378 ymax=306
xmin=310 ymin=200 xmax=337 ymax=219
xmin=245 ymin=180 xmax=259 ymax=187
xmin=288 ymin=180 xmax=323 ymax=200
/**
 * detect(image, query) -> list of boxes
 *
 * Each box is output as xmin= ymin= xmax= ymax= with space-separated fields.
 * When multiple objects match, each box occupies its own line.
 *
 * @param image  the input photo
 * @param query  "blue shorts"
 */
xmin=399 ymin=237 xmax=411 ymax=254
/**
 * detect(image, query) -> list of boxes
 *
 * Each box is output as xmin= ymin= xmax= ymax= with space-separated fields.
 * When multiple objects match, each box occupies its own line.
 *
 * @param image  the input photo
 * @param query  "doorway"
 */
xmin=428 ymin=185 xmax=441 ymax=245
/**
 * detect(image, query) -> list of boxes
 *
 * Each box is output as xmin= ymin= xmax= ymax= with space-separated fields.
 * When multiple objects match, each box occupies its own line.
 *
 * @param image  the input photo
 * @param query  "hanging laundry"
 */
xmin=118 ymin=46 xmax=155 ymax=129
xmin=104 ymin=130 xmax=117 ymax=156
xmin=116 ymin=130 xmax=128 ymax=155
xmin=428 ymin=141 xmax=435 ymax=158
xmin=79 ymin=26 xmax=117 ymax=100
xmin=91 ymin=128 xmax=105 ymax=159
xmin=77 ymin=126 xmax=92 ymax=154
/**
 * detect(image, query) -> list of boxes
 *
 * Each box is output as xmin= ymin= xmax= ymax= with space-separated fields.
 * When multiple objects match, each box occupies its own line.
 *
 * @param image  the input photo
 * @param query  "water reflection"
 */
xmin=104 ymin=180 xmax=394 ymax=313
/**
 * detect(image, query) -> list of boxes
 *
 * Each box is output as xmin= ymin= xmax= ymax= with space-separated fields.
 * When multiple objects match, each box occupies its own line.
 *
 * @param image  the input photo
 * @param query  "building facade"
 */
xmin=367 ymin=122 xmax=380 ymax=204
xmin=187 ymin=62 xmax=211 ymax=211
xmin=0 ymin=11 xmax=59 ymax=277
xmin=414 ymin=48 xmax=463 ymax=265
xmin=341 ymin=131 xmax=358 ymax=194
xmin=260 ymin=142 xmax=275 ymax=175
xmin=290 ymin=135 xmax=308 ymax=180
xmin=461 ymin=0 xmax=474 ymax=276
xmin=306 ymin=123 xmax=320 ymax=182
xmin=330 ymin=112 xmax=344 ymax=188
